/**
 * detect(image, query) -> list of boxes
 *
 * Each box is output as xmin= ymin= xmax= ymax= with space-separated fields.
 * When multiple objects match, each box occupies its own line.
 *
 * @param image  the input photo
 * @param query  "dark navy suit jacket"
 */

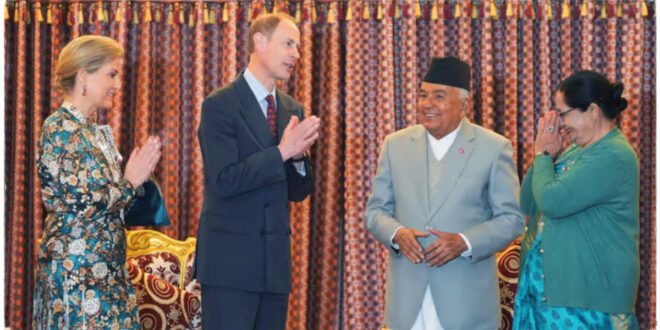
xmin=194 ymin=74 xmax=313 ymax=294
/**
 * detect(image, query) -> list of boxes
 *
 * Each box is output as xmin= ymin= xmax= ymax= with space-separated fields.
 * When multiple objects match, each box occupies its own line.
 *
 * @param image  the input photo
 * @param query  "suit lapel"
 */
xmin=427 ymin=119 xmax=476 ymax=221
xmin=276 ymin=90 xmax=296 ymax=140
xmin=408 ymin=126 xmax=430 ymax=216
xmin=235 ymin=75 xmax=277 ymax=147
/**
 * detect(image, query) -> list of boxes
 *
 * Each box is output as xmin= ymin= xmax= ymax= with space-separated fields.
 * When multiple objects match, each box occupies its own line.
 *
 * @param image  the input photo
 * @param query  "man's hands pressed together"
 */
xmin=394 ymin=227 xmax=467 ymax=266
xmin=278 ymin=115 xmax=320 ymax=162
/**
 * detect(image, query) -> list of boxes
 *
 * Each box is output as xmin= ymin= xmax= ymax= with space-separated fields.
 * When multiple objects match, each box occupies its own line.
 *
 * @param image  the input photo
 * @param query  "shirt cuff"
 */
xmin=458 ymin=233 xmax=472 ymax=258
xmin=295 ymin=162 xmax=306 ymax=176
xmin=390 ymin=226 xmax=404 ymax=250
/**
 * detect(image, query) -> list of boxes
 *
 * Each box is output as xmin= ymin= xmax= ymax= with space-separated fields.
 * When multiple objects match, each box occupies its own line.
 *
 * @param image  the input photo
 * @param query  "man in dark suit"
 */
xmin=195 ymin=13 xmax=320 ymax=329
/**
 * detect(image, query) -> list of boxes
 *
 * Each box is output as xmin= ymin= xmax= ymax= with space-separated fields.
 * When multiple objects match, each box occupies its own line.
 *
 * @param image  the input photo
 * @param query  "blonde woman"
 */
xmin=33 ymin=35 xmax=161 ymax=329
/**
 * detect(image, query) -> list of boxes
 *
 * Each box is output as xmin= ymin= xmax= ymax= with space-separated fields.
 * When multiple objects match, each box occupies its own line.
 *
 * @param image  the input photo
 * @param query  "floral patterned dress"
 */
xmin=33 ymin=103 xmax=140 ymax=329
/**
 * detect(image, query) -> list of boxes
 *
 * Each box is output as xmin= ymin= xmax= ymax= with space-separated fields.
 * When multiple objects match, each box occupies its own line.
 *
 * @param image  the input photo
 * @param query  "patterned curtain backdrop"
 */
xmin=4 ymin=0 xmax=655 ymax=329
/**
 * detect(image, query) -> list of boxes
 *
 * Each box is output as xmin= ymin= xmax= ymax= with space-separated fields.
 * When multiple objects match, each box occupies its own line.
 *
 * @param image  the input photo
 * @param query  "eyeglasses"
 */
xmin=557 ymin=108 xmax=579 ymax=118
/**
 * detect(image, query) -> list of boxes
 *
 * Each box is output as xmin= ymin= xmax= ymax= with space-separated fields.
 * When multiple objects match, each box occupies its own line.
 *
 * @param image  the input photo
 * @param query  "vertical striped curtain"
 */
xmin=4 ymin=1 xmax=655 ymax=329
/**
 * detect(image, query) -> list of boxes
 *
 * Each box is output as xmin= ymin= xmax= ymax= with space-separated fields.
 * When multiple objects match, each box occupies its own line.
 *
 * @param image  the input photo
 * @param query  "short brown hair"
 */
xmin=247 ymin=13 xmax=296 ymax=54
xmin=55 ymin=35 xmax=124 ymax=92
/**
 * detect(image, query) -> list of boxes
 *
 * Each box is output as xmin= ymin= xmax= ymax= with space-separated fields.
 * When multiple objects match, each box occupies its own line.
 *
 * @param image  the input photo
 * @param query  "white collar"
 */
xmin=244 ymin=68 xmax=276 ymax=103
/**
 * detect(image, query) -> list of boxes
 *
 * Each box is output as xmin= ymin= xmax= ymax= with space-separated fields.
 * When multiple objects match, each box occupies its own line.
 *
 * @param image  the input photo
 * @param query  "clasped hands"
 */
xmin=124 ymin=136 xmax=162 ymax=188
xmin=278 ymin=115 xmax=321 ymax=162
xmin=393 ymin=227 xmax=468 ymax=267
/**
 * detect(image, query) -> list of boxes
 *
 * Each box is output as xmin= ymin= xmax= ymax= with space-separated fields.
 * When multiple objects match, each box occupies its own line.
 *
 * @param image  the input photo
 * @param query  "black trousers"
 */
xmin=201 ymin=284 xmax=289 ymax=330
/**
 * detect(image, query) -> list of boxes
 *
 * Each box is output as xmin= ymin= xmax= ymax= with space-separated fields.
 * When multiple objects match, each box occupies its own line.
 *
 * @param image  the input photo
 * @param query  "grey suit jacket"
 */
xmin=365 ymin=119 xmax=524 ymax=330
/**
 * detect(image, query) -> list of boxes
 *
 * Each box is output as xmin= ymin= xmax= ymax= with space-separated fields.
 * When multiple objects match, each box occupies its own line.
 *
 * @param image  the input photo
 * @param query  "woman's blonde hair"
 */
xmin=55 ymin=35 xmax=124 ymax=92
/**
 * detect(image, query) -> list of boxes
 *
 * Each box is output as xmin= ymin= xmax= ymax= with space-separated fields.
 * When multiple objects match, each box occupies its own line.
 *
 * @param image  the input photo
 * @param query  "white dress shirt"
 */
xmin=243 ymin=68 xmax=277 ymax=118
xmin=243 ymin=68 xmax=306 ymax=176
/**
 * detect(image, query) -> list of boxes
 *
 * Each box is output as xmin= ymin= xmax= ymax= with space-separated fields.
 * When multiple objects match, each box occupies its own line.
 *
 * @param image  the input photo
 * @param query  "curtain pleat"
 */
xmin=5 ymin=1 xmax=656 ymax=329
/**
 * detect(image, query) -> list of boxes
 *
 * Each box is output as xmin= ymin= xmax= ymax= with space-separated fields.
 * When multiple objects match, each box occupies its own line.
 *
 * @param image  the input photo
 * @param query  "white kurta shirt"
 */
xmin=409 ymin=122 xmax=473 ymax=330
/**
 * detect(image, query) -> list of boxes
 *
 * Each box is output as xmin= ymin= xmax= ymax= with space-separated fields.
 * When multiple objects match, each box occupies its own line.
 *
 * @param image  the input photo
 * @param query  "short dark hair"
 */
xmin=557 ymin=70 xmax=628 ymax=122
xmin=247 ymin=13 xmax=296 ymax=54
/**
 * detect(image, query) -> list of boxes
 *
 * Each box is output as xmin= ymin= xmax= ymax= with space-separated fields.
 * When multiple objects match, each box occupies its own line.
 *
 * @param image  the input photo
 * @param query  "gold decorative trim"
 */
xmin=125 ymin=229 xmax=196 ymax=289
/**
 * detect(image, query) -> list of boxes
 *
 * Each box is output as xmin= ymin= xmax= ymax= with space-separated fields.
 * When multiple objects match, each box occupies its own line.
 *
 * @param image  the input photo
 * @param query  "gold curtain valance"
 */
xmin=5 ymin=0 xmax=654 ymax=26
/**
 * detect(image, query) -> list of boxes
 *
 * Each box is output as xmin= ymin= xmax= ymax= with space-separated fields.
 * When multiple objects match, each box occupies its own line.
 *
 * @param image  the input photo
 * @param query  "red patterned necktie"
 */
xmin=265 ymin=94 xmax=278 ymax=139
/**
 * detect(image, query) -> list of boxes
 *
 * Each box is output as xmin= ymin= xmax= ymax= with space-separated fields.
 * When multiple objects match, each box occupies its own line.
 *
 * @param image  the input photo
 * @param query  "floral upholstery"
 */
xmin=129 ymin=252 xmax=183 ymax=287
xmin=125 ymin=229 xmax=198 ymax=290
xmin=496 ymin=238 xmax=522 ymax=330
xmin=127 ymin=262 xmax=201 ymax=329
xmin=184 ymin=253 xmax=201 ymax=296
xmin=125 ymin=229 xmax=201 ymax=329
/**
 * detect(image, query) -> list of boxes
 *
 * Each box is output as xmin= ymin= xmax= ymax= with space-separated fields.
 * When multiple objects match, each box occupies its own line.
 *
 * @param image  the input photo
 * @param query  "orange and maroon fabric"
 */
xmin=5 ymin=1 xmax=656 ymax=329
xmin=128 ymin=252 xmax=183 ymax=288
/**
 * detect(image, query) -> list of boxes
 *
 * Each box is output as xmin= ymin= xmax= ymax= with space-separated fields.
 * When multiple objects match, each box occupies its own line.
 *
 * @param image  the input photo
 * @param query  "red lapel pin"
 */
xmin=459 ymin=148 xmax=464 ymax=154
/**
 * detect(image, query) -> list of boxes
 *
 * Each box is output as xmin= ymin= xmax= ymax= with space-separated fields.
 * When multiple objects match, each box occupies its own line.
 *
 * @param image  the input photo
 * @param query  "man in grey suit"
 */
xmin=365 ymin=56 xmax=524 ymax=330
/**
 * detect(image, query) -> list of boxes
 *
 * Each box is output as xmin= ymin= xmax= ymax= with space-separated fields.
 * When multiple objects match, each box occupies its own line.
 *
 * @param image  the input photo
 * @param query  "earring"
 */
xmin=82 ymin=84 xmax=87 ymax=96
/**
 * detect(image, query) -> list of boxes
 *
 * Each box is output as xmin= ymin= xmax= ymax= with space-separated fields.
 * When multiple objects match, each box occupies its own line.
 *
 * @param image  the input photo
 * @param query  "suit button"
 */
xmin=542 ymin=297 xmax=547 ymax=302
xmin=542 ymin=274 xmax=545 ymax=279
xmin=540 ymin=249 xmax=544 ymax=254
xmin=259 ymin=230 xmax=266 ymax=236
